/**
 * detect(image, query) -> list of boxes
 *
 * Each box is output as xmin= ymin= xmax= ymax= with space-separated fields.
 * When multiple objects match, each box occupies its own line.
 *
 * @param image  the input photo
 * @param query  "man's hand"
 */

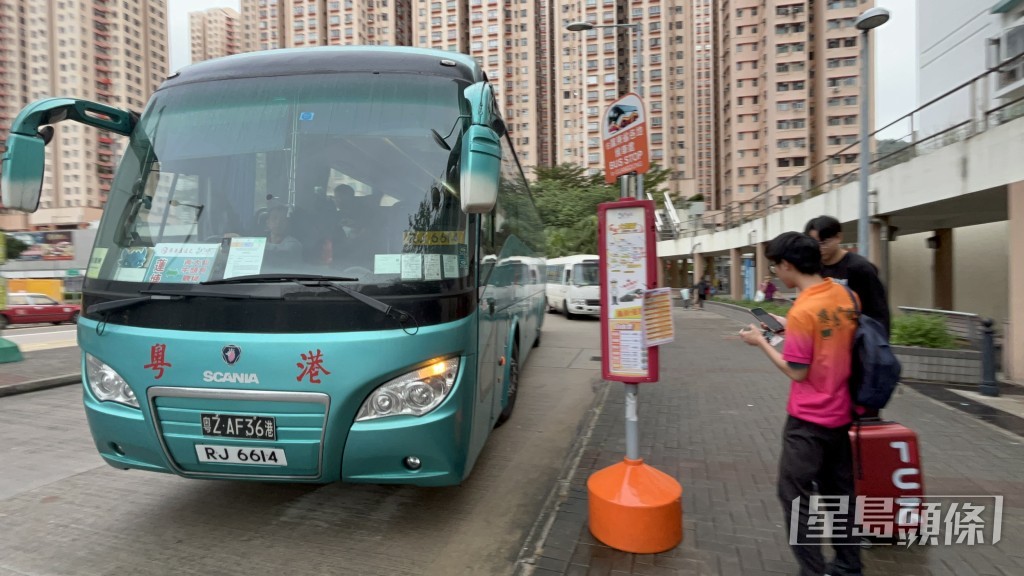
xmin=739 ymin=324 xmax=766 ymax=347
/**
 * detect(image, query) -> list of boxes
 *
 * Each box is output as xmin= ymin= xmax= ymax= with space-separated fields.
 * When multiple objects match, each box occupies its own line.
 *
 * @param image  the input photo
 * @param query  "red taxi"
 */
xmin=0 ymin=292 xmax=80 ymax=329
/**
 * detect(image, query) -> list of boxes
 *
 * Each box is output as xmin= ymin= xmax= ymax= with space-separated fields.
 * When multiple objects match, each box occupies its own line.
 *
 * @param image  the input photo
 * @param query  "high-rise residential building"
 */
xmin=0 ymin=0 xmax=168 ymax=231
xmin=713 ymin=0 xmax=875 ymax=220
xmin=190 ymin=7 xmax=242 ymax=65
xmin=408 ymin=0 xmax=552 ymax=172
xmin=240 ymin=0 xmax=411 ymax=52
xmin=691 ymin=0 xmax=718 ymax=208
xmin=552 ymin=0 xmax=696 ymax=197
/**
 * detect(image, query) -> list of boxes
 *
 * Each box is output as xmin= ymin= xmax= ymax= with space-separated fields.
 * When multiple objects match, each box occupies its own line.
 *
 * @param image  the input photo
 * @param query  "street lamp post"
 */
xmin=566 ymin=20 xmax=643 ymax=200
xmin=854 ymin=7 xmax=890 ymax=260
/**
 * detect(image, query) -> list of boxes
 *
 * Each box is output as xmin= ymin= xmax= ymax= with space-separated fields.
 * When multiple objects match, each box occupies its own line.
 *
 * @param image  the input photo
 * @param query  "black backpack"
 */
xmin=843 ymin=285 xmax=901 ymax=409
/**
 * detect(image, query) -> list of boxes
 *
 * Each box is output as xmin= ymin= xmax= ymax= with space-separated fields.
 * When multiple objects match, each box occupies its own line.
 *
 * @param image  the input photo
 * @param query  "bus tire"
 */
xmin=495 ymin=340 xmax=519 ymax=427
xmin=562 ymin=300 xmax=575 ymax=320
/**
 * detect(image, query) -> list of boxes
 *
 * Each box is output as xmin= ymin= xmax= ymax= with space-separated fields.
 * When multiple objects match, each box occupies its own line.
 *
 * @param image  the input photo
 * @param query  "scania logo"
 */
xmin=203 ymin=371 xmax=260 ymax=384
xmin=222 ymin=345 xmax=242 ymax=365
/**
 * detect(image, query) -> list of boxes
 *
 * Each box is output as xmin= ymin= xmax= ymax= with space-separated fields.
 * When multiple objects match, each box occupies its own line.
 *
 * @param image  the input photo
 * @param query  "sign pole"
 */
xmin=589 ymin=198 xmax=681 ymax=554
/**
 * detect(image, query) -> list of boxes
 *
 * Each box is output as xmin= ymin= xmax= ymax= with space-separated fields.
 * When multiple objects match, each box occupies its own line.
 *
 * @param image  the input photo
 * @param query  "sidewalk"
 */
xmin=0 ymin=346 xmax=80 ymax=398
xmin=518 ymin=308 xmax=1024 ymax=576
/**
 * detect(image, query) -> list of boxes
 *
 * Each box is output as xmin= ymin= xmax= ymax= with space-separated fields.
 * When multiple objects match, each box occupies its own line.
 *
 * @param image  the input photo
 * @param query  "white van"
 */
xmin=545 ymin=255 xmax=601 ymax=319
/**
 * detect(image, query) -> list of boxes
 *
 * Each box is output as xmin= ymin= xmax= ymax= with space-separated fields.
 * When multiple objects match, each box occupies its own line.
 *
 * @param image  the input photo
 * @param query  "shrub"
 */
xmin=890 ymin=313 xmax=955 ymax=349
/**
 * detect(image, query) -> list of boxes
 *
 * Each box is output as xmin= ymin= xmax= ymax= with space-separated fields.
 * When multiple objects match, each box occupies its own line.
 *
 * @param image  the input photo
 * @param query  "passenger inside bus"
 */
xmin=262 ymin=204 xmax=303 ymax=269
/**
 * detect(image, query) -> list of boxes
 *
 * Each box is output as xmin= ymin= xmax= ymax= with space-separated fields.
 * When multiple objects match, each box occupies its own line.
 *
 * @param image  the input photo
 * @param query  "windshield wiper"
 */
xmin=292 ymin=279 xmax=419 ymax=335
xmin=201 ymin=273 xmax=358 ymax=285
xmin=86 ymin=287 xmax=260 ymax=316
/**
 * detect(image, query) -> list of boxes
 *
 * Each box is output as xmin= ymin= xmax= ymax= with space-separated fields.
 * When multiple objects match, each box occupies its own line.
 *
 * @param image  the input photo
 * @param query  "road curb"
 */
xmin=0 ymin=374 xmax=80 ymax=398
xmin=514 ymin=377 xmax=612 ymax=576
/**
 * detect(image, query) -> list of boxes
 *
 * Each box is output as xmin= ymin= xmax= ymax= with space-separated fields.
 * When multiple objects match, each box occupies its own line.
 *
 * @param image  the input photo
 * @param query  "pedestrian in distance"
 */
xmin=804 ymin=215 xmax=890 ymax=335
xmin=738 ymin=231 xmax=863 ymax=576
xmin=695 ymin=276 xmax=709 ymax=309
xmin=761 ymin=275 xmax=778 ymax=303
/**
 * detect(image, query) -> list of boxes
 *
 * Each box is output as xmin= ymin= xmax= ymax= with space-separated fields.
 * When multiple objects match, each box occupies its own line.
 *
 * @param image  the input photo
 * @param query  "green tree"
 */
xmin=876 ymin=138 xmax=913 ymax=171
xmin=530 ymin=163 xmax=671 ymax=256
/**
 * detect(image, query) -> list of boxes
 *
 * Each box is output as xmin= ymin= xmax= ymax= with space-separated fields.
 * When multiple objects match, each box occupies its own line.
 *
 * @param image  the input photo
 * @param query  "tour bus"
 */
xmin=545 ymin=255 xmax=600 ymax=319
xmin=0 ymin=47 xmax=547 ymax=485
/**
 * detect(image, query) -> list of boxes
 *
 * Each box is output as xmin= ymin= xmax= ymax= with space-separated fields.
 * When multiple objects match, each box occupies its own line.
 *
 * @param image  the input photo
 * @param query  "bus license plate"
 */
xmin=195 ymin=445 xmax=288 ymax=466
xmin=201 ymin=413 xmax=276 ymax=440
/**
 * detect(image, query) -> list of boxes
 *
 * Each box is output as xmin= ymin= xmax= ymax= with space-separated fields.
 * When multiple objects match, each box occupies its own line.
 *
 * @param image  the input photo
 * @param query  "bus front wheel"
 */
xmin=495 ymin=340 xmax=519 ymax=427
xmin=562 ymin=300 xmax=576 ymax=320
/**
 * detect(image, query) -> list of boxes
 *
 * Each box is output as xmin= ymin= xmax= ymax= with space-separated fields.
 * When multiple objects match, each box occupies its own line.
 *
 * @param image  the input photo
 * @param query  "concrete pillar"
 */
xmin=657 ymin=258 xmax=667 ymax=289
xmin=869 ymin=220 xmax=883 ymax=269
xmin=693 ymin=252 xmax=704 ymax=286
xmin=730 ymin=248 xmax=743 ymax=301
xmin=933 ymin=228 xmax=954 ymax=310
xmin=1008 ymin=182 xmax=1024 ymax=382
xmin=755 ymin=242 xmax=769 ymax=289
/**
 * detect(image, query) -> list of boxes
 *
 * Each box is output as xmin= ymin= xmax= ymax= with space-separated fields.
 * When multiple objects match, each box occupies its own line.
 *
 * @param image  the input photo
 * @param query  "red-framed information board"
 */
xmin=598 ymin=198 xmax=660 ymax=383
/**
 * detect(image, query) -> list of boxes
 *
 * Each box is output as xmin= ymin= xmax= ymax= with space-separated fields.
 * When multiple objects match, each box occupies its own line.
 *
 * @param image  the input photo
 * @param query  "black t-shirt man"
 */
xmin=805 ymin=216 xmax=891 ymax=335
xmin=822 ymin=251 xmax=890 ymax=334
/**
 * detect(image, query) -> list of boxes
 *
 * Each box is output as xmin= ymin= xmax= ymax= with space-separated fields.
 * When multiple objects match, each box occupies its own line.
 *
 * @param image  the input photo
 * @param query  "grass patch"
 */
xmin=711 ymin=296 xmax=792 ymax=316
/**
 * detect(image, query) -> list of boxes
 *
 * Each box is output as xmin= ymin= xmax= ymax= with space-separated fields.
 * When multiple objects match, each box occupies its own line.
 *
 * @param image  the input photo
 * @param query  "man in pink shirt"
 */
xmin=739 ymin=232 xmax=861 ymax=576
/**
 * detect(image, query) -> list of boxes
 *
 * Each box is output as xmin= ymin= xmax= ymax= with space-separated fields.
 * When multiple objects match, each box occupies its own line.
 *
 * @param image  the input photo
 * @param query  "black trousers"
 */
xmin=778 ymin=415 xmax=862 ymax=576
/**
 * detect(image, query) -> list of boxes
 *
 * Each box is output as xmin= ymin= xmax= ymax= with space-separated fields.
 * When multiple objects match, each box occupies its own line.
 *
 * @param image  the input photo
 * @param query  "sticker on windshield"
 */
xmin=223 ymin=237 xmax=267 ymax=279
xmin=86 ymin=248 xmax=108 ymax=279
xmin=443 ymin=254 xmax=459 ymax=279
xmin=114 ymin=247 xmax=152 ymax=282
xmin=401 ymin=254 xmax=423 ymax=280
xmin=403 ymin=231 xmax=466 ymax=246
xmin=144 ymin=243 xmax=219 ymax=284
xmin=374 ymin=254 xmax=402 ymax=275
xmin=423 ymin=254 xmax=442 ymax=281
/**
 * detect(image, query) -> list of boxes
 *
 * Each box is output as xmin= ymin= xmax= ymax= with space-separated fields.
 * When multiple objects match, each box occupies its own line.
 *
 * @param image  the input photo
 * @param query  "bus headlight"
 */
xmin=356 ymin=357 xmax=459 ymax=421
xmin=571 ymin=298 xmax=587 ymax=306
xmin=85 ymin=354 xmax=139 ymax=408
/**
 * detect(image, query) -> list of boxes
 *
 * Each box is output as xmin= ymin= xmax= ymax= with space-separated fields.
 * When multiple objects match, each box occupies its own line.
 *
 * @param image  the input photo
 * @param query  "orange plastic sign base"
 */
xmin=587 ymin=458 xmax=683 ymax=553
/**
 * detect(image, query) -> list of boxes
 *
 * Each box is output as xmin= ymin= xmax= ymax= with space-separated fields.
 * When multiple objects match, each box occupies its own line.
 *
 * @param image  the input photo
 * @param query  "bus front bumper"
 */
xmin=83 ymin=382 xmax=471 ymax=486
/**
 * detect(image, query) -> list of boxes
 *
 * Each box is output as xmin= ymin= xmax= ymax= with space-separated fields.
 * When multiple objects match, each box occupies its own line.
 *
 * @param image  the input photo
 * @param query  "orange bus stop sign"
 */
xmin=602 ymin=93 xmax=651 ymax=184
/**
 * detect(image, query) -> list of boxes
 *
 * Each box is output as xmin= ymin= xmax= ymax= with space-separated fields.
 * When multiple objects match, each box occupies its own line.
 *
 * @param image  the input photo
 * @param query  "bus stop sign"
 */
xmin=602 ymin=93 xmax=651 ymax=184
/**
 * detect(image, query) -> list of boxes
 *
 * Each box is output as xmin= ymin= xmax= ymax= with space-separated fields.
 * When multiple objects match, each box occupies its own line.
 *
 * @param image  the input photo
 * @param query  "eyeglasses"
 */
xmin=769 ymin=264 xmax=777 ymax=274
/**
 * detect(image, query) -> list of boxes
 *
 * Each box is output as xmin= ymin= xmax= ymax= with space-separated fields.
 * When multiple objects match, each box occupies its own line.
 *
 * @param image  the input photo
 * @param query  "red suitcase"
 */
xmin=848 ymin=419 xmax=925 ymax=541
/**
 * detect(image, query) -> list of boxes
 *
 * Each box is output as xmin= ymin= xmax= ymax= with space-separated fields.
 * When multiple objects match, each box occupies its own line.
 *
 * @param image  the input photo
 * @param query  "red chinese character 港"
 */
xmin=144 ymin=343 xmax=172 ymax=379
xmin=296 ymin=349 xmax=331 ymax=384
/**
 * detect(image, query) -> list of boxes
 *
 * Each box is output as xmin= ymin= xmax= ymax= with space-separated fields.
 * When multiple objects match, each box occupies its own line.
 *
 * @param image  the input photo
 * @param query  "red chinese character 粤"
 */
xmin=144 ymin=343 xmax=172 ymax=379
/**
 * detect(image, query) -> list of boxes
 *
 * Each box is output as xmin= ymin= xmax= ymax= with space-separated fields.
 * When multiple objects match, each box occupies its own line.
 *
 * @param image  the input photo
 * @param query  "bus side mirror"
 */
xmin=1 ymin=97 xmax=135 ymax=213
xmin=1 ymin=133 xmax=47 ymax=212
xmin=460 ymin=123 xmax=501 ymax=214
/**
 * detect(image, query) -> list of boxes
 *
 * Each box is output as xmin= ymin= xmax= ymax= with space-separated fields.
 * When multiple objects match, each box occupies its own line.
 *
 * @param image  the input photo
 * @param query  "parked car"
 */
xmin=0 ymin=292 xmax=80 ymax=329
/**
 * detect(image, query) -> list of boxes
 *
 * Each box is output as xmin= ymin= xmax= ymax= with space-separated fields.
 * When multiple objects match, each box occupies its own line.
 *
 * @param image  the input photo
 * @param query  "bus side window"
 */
xmin=563 ymin=269 xmax=571 ymax=285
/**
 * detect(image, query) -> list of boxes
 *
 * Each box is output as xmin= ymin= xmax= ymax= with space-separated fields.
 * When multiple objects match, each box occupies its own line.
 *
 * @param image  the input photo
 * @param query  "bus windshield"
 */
xmin=90 ymin=72 xmax=471 ymax=295
xmin=572 ymin=263 xmax=600 ymax=286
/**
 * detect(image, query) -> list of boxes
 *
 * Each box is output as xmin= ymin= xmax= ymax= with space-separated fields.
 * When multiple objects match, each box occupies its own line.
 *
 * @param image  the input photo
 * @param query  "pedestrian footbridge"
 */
xmin=655 ymin=63 xmax=1024 ymax=383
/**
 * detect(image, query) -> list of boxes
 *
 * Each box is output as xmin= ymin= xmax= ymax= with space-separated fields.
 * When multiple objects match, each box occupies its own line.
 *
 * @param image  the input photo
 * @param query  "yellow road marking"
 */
xmin=17 ymin=339 xmax=78 ymax=352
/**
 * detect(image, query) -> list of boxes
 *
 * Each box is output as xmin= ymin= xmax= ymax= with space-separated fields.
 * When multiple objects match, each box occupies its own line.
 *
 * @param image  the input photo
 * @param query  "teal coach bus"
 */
xmin=1 ymin=47 xmax=546 ymax=484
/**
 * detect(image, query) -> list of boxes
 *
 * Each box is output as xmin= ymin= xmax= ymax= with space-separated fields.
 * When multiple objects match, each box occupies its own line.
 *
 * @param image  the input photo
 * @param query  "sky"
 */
xmin=168 ymin=0 xmax=240 ymax=72
xmin=167 ymin=0 xmax=919 ymax=131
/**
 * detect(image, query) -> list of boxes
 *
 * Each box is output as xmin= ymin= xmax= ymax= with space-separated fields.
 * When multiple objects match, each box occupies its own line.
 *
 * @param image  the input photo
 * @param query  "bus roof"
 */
xmin=546 ymin=255 xmax=600 ymax=266
xmin=163 ymin=47 xmax=482 ymax=90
